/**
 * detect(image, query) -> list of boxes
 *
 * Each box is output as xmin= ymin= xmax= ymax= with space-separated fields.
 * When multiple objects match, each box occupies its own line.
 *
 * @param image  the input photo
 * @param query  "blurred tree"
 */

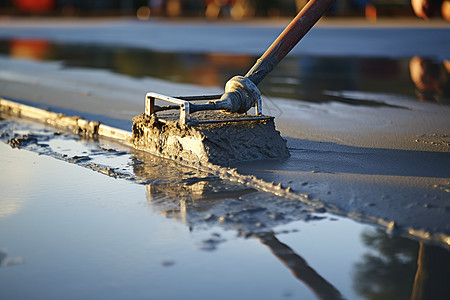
xmin=353 ymin=229 xmax=418 ymax=300
xmin=355 ymin=229 xmax=450 ymax=300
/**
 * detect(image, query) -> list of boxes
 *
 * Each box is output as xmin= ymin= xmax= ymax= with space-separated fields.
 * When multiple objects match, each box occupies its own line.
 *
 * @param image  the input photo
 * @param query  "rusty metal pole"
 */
xmin=245 ymin=0 xmax=336 ymax=86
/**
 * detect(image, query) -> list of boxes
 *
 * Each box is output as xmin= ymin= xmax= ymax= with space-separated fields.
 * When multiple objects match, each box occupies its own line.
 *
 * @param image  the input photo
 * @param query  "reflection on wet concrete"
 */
xmin=1 ymin=115 xmax=450 ymax=299
xmin=257 ymin=232 xmax=344 ymax=300
xmin=140 ymin=160 xmax=450 ymax=299
xmin=410 ymin=242 xmax=450 ymax=300
xmin=0 ymin=248 xmax=23 ymax=268
xmin=0 ymin=116 xmax=348 ymax=298
xmin=0 ymin=39 xmax=448 ymax=106
xmin=143 ymin=159 xmax=450 ymax=300
xmin=409 ymin=56 xmax=449 ymax=103
xmin=354 ymin=228 xmax=419 ymax=299
xmin=138 ymin=154 xmax=317 ymax=236
xmin=9 ymin=39 xmax=50 ymax=61
xmin=354 ymin=228 xmax=450 ymax=300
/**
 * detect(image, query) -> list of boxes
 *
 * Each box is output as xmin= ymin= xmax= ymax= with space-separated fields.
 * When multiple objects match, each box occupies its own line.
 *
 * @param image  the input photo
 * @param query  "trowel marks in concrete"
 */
xmin=132 ymin=111 xmax=290 ymax=164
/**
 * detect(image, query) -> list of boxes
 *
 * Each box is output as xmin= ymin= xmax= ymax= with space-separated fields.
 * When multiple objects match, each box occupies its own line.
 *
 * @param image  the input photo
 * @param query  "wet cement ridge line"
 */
xmin=0 ymin=98 xmax=132 ymax=144
xmin=0 ymin=97 xmax=330 ymax=207
xmin=0 ymin=97 xmax=325 ymax=202
xmin=0 ymin=98 xmax=309 ymax=198
xmin=0 ymin=96 xmax=439 ymax=244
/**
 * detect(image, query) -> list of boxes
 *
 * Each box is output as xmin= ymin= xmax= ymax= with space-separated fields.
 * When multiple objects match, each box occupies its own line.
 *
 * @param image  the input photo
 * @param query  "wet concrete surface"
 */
xmin=0 ymin=18 xmax=450 ymax=299
xmin=0 ymin=116 xmax=320 ymax=232
xmin=231 ymin=137 xmax=450 ymax=242
xmin=1 ymin=116 xmax=450 ymax=300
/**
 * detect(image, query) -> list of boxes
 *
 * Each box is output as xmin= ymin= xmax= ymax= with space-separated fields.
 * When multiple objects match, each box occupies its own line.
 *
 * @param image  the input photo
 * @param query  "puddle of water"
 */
xmin=1 ymin=117 xmax=450 ymax=300
xmin=0 ymin=39 xmax=448 ymax=106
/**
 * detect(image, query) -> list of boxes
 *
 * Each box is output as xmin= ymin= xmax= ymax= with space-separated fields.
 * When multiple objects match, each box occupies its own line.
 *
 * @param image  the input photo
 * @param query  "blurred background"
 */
xmin=0 ymin=0 xmax=448 ymax=20
xmin=0 ymin=1 xmax=448 ymax=105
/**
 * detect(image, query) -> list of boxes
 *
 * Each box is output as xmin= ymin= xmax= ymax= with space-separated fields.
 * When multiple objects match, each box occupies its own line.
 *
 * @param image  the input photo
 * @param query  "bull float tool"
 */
xmin=132 ymin=0 xmax=336 ymax=164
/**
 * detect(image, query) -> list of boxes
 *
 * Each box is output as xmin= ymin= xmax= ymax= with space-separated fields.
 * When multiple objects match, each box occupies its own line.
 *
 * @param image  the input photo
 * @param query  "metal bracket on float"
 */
xmin=145 ymin=92 xmax=266 ymax=125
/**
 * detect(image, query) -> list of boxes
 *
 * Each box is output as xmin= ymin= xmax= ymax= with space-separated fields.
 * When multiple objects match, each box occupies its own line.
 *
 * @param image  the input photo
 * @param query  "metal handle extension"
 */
xmin=145 ymin=92 xmax=262 ymax=125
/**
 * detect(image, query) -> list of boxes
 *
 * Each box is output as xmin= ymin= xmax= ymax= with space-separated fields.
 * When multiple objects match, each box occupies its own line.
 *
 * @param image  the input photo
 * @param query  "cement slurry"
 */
xmin=132 ymin=112 xmax=290 ymax=164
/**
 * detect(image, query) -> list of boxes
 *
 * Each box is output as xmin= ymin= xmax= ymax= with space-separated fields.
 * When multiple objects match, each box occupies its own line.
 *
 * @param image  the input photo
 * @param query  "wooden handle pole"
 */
xmin=245 ymin=0 xmax=335 ymax=86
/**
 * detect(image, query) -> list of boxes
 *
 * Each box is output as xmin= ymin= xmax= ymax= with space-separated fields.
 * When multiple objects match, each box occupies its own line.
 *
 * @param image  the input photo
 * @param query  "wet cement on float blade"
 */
xmin=131 ymin=111 xmax=290 ymax=165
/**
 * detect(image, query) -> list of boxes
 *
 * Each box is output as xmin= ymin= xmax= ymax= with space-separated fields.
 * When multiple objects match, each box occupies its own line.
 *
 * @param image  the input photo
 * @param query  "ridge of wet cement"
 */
xmin=1 ymin=101 xmax=449 ymax=248
xmin=131 ymin=112 xmax=290 ymax=164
